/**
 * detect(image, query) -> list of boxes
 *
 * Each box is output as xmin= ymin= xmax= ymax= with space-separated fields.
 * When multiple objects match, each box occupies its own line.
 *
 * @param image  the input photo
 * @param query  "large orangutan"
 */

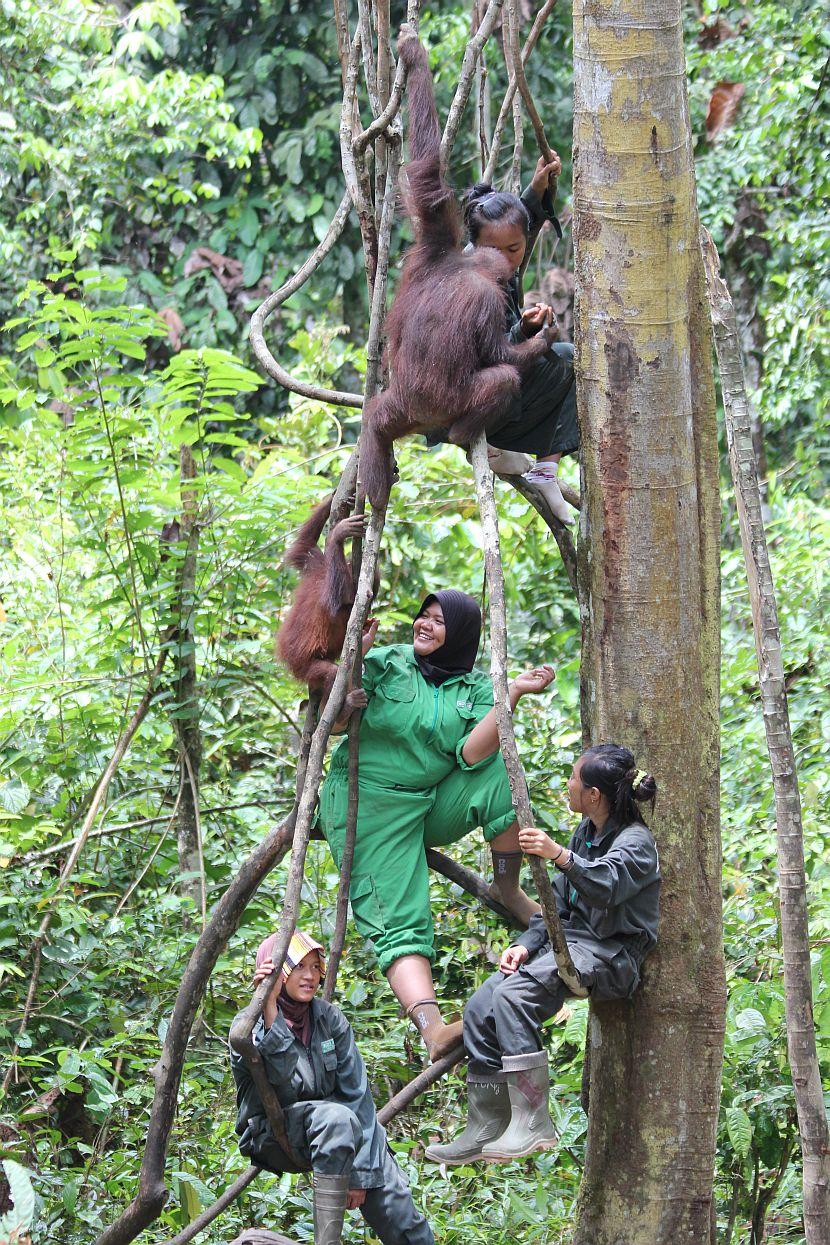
xmin=276 ymin=495 xmax=374 ymax=709
xmin=359 ymin=26 xmax=556 ymax=506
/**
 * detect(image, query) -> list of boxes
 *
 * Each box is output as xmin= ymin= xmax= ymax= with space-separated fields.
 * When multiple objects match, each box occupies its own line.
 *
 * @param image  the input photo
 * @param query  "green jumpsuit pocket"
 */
xmin=349 ymin=874 xmax=387 ymax=942
xmin=378 ymin=673 xmax=416 ymax=702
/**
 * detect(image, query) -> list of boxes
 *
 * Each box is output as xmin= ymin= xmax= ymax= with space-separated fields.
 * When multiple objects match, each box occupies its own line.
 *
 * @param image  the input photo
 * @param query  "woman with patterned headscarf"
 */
xmin=230 ymin=929 xmax=434 ymax=1244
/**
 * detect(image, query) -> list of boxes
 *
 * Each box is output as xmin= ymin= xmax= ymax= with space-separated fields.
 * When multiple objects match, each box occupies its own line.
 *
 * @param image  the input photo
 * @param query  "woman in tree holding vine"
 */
xmin=467 ymin=154 xmax=578 ymax=524
xmin=426 ymin=745 xmax=660 ymax=1165
xmin=317 ymin=589 xmax=556 ymax=1062
xmin=426 ymin=153 xmax=579 ymax=524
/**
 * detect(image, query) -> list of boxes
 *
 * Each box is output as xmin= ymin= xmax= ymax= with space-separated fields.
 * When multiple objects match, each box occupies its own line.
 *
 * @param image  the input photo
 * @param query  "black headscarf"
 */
xmin=413 ymin=589 xmax=482 ymax=686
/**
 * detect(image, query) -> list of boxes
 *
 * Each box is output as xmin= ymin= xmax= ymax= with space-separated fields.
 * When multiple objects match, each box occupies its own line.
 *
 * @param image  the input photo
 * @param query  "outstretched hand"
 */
xmin=361 ymin=617 xmax=379 ymax=654
xmin=530 ymin=152 xmax=562 ymax=198
xmin=510 ymin=664 xmax=556 ymax=697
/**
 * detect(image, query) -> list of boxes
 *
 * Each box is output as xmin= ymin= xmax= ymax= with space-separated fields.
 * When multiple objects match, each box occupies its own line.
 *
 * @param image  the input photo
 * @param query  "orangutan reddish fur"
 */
xmin=359 ymin=27 xmax=556 ymax=506
xmin=276 ymin=495 xmax=366 ymax=703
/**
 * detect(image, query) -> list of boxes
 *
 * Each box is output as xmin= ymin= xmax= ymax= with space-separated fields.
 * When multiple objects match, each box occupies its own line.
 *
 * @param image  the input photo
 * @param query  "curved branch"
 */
xmin=157 ymin=1040 xmax=467 ymax=1245
xmin=484 ymin=0 xmax=558 ymax=183
xmin=94 ymin=705 xmax=319 ymax=1245
xmin=505 ymin=0 xmax=555 ymax=163
xmin=248 ymin=191 xmax=363 ymax=409
xmin=440 ymin=0 xmax=505 ymax=168
xmin=470 ymin=433 xmax=585 ymax=995
xmin=229 ymin=504 xmax=388 ymax=1157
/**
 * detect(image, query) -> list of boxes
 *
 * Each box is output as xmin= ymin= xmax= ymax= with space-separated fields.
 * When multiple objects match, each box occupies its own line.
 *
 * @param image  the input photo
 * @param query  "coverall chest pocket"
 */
xmin=454 ymin=700 xmax=480 ymax=728
xmin=377 ymin=672 xmax=416 ymax=703
xmin=318 ymin=1041 xmax=338 ymax=1095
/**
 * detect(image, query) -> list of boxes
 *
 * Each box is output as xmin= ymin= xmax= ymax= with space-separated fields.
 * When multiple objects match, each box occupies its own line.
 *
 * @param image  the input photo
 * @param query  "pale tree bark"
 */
xmin=173 ymin=444 xmax=206 ymax=925
xmin=702 ymin=231 xmax=830 ymax=1245
xmin=723 ymin=192 xmax=769 ymax=485
xmin=571 ymin=3 xmax=726 ymax=1242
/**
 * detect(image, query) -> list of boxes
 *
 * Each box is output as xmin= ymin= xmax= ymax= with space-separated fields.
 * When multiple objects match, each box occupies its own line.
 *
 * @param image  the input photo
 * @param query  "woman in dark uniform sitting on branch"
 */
xmin=230 ymin=929 xmax=434 ymax=1245
xmin=426 ymin=744 xmax=660 ymax=1166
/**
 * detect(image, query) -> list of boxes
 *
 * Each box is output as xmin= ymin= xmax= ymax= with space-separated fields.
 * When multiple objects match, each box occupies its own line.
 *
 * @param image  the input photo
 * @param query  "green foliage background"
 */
xmin=0 ymin=1 xmax=827 ymax=1243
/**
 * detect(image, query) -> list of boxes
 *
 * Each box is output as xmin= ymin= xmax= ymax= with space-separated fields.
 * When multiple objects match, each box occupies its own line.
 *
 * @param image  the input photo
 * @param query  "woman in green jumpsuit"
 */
xmin=317 ymin=589 xmax=555 ymax=1061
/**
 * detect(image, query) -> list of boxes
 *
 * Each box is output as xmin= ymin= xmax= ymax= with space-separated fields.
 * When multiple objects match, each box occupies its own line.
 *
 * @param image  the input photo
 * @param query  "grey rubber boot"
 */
xmin=424 ymin=1077 xmax=511 ymax=1165
xmin=480 ymin=1051 xmax=558 ymax=1162
xmin=312 ymin=1172 xmax=349 ymax=1244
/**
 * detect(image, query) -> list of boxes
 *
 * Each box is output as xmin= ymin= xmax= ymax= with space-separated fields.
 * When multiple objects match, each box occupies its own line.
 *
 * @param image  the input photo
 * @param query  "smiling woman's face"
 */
xmin=412 ymin=602 xmax=447 ymax=656
xmin=283 ymin=951 xmax=323 ymax=1003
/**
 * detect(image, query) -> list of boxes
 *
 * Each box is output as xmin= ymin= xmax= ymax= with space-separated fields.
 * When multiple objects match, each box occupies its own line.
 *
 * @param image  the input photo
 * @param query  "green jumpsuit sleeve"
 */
xmin=360 ymin=646 xmax=385 ymax=697
xmin=455 ymin=675 xmax=497 ymax=771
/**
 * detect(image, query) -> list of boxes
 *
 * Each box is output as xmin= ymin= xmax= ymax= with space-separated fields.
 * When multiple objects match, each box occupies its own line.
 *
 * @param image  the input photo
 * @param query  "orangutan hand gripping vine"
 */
xmin=359 ymin=25 xmax=557 ymax=507
xmin=276 ymin=495 xmax=375 ymax=712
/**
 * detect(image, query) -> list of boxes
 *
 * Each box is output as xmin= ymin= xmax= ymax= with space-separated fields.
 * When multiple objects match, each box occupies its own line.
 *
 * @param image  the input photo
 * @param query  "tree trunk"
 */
xmin=703 ymin=232 xmax=830 ymax=1245
xmin=723 ymin=191 xmax=769 ymax=486
xmin=173 ymin=445 xmax=205 ymax=924
xmin=571 ymin=4 xmax=726 ymax=1242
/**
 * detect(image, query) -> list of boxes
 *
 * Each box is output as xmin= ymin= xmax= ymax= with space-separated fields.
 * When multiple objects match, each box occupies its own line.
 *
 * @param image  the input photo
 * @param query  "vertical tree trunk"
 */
xmin=703 ymin=232 xmax=830 ymax=1245
xmin=174 ymin=444 xmax=205 ymax=924
xmin=571 ymin=4 xmax=726 ymax=1241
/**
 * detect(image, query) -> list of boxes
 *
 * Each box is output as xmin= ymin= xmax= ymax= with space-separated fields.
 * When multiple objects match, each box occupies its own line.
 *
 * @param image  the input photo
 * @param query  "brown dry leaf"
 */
xmin=183 ymin=245 xmax=244 ymax=293
xmin=21 ymin=1085 xmax=61 ymax=1117
xmin=698 ymin=17 xmax=736 ymax=49
xmin=158 ymin=306 xmax=185 ymax=351
xmin=706 ymin=81 xmax=745 ymax=143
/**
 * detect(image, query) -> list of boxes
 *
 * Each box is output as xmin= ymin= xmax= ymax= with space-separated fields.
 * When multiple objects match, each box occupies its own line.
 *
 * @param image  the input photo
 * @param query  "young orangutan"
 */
xmin=359 ymin=26 xmax=556 ymax=507
xmin=276 ymin=495 xmax=377 ymax=709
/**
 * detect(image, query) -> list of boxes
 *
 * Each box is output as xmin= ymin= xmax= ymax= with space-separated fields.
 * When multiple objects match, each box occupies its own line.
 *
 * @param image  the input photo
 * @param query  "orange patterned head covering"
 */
xmin=255 ymin=929 xmax=326 ymax=981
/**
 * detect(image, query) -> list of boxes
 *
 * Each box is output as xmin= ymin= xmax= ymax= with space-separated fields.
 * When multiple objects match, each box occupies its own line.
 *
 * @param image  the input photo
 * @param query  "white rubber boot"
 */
xmin=523 ymin=462 xmax=575 ymax=525
xmin=480 ymin=1051 xmax=558 ymax=1162
xmin=424 ymin=1076 xmax=510 ymax=1165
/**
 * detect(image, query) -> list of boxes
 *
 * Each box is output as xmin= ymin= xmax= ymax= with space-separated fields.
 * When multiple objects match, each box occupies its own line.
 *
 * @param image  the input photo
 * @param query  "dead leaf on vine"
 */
xmin=158 ymin=306 xmax=185 ymax=351
xmin=698 ymin=17 xmax=736 ymax=48
xmin=183 ymin=246 xmax=244 ymax=293
xmin=706 ymin=82 xmax=745 ymax=143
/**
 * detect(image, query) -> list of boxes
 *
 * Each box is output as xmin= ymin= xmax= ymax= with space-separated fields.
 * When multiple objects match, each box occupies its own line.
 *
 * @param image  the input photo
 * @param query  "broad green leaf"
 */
xmin=725 ymin=1106 xmax=753 ymax=1160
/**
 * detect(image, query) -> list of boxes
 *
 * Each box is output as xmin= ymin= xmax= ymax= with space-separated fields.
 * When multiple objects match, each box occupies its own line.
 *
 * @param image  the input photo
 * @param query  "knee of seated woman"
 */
xmin=313 ymin=1101 xmax=361 ymax=1147
xmin=550 ymin=341 xmax=574 ymax=364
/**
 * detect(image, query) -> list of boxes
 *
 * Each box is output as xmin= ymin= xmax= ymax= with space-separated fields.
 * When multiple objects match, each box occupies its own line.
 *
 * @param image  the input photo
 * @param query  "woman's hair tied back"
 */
xmin=580 ymin=744 xmax=658 ymax=824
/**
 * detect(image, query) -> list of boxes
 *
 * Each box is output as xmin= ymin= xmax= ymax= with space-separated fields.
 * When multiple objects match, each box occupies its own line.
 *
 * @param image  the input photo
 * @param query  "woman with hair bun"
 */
xmin=426 ymin=743 xmax=660 ymax=1166
xmin=459 ymin=154 xmax=579 ymax=524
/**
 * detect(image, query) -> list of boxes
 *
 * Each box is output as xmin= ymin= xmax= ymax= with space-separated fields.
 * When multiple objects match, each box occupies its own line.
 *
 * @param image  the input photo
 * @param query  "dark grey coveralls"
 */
xmin=229 ymin=999 xmax=433 ymax=1245
xmin=464 ymin=817 xmax=660 ymax=1077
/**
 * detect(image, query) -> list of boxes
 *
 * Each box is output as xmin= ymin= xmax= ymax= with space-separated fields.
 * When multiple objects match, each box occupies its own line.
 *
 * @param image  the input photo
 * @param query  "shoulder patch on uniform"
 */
xmin=320 ymin=1037 xmax=336 ymax=1053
